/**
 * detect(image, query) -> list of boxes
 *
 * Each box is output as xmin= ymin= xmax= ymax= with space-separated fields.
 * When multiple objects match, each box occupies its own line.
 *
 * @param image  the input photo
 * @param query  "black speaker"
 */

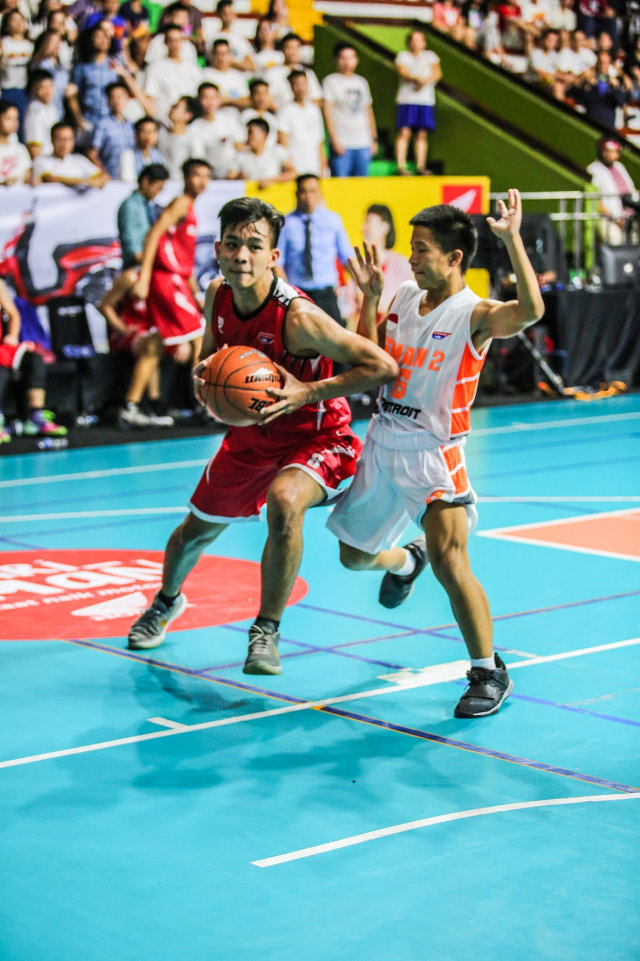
xmin=599 ymin=245 xmax=640 ymax=287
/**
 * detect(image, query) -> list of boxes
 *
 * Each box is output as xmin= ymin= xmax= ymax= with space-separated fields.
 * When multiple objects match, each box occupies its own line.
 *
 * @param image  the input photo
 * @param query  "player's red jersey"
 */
xmin=108 ymin=294 xmax=154 ymax=353
xmin=211 ymin=276 xmax=352 ymax=437
xmin=153 ymin=203 xmax=196 ymax=277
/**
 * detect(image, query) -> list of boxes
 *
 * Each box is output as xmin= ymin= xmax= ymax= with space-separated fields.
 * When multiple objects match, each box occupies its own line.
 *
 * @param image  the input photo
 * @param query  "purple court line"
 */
xmin=319 ymin=705 xmax=639 ymax=794
xmin=487 ymin=690 xmax=640 ymax=727
xmin=62 ymin=638 xmax=638 ymax=794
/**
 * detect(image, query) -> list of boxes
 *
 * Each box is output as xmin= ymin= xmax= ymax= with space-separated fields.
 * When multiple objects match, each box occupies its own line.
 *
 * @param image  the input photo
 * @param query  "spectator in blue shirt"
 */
xmin=70 ymin=23 xmax=120 ymax=135
xmin=275 ymin=173 xmax=353 ymax=324
xmin=117 ymin=161 xmax=168 ymax=268
xmin=119 ymin=115 xmax=165 ymax=183
xmin=89 ymin=80 xmax=135 ymax=177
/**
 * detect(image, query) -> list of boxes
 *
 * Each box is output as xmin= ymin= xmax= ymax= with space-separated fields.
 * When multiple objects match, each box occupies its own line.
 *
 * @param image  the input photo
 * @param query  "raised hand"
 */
xmin=346 ymin=242 xmax=384 ymax=299
xmin=486 ymin=187 xmax=522 ymax=240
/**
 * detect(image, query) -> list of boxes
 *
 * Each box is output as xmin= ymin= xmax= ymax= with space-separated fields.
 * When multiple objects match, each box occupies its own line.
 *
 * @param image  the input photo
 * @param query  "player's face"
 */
xmin=216 ymin=220 xmax=279 ymax=288
xmin=409 ymin=226 xmax=458 ymax=289
xmin=184 ymin=164 xmax=211 ymax=196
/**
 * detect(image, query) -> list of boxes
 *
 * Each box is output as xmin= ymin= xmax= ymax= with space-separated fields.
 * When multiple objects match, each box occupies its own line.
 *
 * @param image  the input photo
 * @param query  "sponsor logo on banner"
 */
xmin=0 ymin=550 xmax=308 ymax=641
xmin=441 ymin=185 xmax=483 ymax=213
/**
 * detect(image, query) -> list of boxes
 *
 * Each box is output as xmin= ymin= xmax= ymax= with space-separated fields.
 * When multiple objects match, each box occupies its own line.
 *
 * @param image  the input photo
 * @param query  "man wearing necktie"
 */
xmin=275 ymin=174 xmax=353 ymax=325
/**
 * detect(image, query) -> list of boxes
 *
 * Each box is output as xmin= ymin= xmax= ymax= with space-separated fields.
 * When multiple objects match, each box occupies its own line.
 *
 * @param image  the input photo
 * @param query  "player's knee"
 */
xmin=266 ymin=487 xmax=305 ymax=533
xmin=339 ymin=542 xmax=374 ymax=571
xmin=430 ymin=543 xmax=467 ymax=586
xmin=171 ymin=514 xmax=219 ymax=551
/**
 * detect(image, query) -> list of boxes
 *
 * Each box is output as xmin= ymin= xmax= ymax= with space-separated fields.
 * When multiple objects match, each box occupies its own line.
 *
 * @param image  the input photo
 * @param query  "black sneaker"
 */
xmin=454 ymin=654 xmax=513 ymax=718
xmin=243 ymin=622 xmax=282 ymax=675
xmin=378 ymin=536 xmax=428 ymax=609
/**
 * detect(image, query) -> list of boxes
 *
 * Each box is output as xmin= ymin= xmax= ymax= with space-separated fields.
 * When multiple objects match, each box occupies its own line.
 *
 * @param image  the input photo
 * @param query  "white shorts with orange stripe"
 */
xmin=326 ymin=437 xmax=478 ymax=554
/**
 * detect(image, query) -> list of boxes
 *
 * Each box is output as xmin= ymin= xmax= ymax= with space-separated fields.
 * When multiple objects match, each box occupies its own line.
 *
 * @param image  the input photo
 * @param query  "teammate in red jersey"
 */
xmin=133 ymin=158 xmax=211 ymax=367
xmin=127 ymin=195 xmax=398 ymax=673
xmin=98 ymin=268 xmax=175 ymax=429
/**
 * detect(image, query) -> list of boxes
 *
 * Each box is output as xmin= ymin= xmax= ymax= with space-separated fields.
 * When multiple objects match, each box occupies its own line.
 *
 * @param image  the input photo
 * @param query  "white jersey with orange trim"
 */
xmin=368 ymin=281 xmax=488 ymax=451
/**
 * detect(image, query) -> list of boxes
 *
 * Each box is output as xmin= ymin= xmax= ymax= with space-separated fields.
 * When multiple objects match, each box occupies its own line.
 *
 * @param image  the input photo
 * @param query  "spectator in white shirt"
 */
xmin=240 ymin=77 xmax=279 ymax=146
xmin=251 ymin=17 xmax=284 ymax=77
xmin=264 ymin=32 xmax=322 ymax=109
xmin=146 ymin=4 xmax=198 ymax=65
xmin=394 ymin=28 xmax=441 ymax=176
xmin=23 ymin=66 xmax=59 ymax=158
xmin=277 ymin=69 xmax=325 ymax=178
xmin=144 ymin=25 xmax=202 ymax=122
xmin=33 ymin=120 xmax=109 ymax=187
xmin=208 ymin=0 xmax=255 ymax=72
xmin=322 ymin=42 xmax=378 ymax=178
xmin=188 ymin=80 xmax=240 ymax=178
xmin=527 ymin=27 xmax=559 ymax=86
xmin=0 ymin=10 xmax=33 ymax=126
xmin=159 ymin=93 xmax=196 ymax=180
xmin=202 ymin=37 xmax=250 ymax=118
xmin=0 ymin=98 xmax=31 ymax=184
xmin=228 ymin=116 xmax=296 ymax=189
xmin=547 ymin=0 xmax=577 ymax=31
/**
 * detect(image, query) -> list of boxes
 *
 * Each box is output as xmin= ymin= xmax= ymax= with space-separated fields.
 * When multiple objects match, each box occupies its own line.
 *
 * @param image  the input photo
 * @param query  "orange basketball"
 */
xmin=200 ymin=345 xmax=282 ymax=427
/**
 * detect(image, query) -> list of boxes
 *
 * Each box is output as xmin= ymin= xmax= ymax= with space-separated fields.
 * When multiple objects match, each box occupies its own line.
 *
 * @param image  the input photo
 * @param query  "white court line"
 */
xmin=252 ymin=793 xmax=640 ymax=868
xmin=1 ymin=636 xmax=638 ymax=771
xmin=480 ymin=506 xmax=640 ymax=532
xmin=479 ymin=535 xmax=640 ymax=564
xmin=0 ymin=459 xmax=209 ymax=489
xmin=478 ymin=496 xmax=640 ymax=503
xmin=0 ymin=508 xmax=187 ymax=523
xmin=1 ymin=411 xmax=638 ymax=491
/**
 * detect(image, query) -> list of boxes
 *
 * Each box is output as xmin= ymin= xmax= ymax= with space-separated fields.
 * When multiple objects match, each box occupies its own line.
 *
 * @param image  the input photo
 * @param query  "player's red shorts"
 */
xmin=0 ymin=340 xmax=30 ymax=369
xmin=189 ymin=424 xmax=362 ymax=522
xmin=108 ymin=322 xmax=155 ymax=355
xmin=147 ymin=270 xmax=205 ymax=345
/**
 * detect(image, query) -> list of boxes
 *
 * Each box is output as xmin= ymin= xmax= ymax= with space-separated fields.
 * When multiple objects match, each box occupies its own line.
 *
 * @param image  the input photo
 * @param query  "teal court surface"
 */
xmin=1 ymin=396 xmax=639 ymax=961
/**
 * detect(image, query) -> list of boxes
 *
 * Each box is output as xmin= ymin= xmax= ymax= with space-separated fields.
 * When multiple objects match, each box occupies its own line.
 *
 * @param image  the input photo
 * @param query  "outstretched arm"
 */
xmin=133 ymin=196 xmax=191 ymax=299
xmin=471 ymin=188 xmax=545 ymax=351
xmin=346 ymin=241 xmax=386 ymax=348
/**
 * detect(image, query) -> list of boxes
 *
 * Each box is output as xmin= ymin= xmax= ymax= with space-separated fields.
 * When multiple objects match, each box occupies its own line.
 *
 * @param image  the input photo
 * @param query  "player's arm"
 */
xmin=193 ymin=276 xmax=225 ymax=406
xmin=471 ymin=188 xmax=545 ymax=351
xmin=98 ymin=269 xmax=138 ymax=333
xmin=133 ymin=196 xmax=191 ymax=299
xmin=347 ymin=242 xmax=387 ymax=349
xmin=260 ymin=298 xmax=398 ymax=424
xmin=0 ymin=279 xmax=20 ymax=344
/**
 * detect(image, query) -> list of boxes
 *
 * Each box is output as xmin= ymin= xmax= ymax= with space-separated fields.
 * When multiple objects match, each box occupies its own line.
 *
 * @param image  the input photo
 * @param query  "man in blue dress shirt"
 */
xmin=275 ymin=174 xmax=353 ymax=325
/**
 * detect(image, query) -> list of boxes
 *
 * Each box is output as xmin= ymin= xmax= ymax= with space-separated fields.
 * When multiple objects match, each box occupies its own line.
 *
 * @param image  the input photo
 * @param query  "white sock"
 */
xmin=394 ymin=548 xmax=417 ymax=577
xmin=470 ymin=655 xmax=496 ymax=670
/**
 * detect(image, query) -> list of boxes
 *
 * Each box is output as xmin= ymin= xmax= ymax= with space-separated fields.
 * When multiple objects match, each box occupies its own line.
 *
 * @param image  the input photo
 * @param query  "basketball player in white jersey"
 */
xmin=327 ymin=188 xmax=544 ymax=718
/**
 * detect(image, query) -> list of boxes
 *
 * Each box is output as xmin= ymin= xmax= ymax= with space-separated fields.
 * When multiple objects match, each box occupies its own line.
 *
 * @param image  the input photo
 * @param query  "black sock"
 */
xmin=255 ymin=615 xmax=279 ymax=632
xmin=159 ymin=590 xmax=179 ymax=607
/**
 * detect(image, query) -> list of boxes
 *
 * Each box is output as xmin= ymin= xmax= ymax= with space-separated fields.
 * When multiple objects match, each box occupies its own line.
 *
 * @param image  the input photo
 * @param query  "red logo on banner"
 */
xmin=0 ymin=550 xmax=308 ymax=641
xmin=441 ymin=185 xmax=483 ymax=213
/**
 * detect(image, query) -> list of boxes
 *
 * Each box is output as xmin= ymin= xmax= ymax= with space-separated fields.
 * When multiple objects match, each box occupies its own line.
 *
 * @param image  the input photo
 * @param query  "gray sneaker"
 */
xmin=379 ymin=536 xmax=429 ymax=609
xmin=119 ymin=403 xmax=152 ymax=429
xmin=127 ymin=591 xmax=186 ymax=650
xmin=147 ymin=411 xmax=175 ymax=428
xmin=243 ymin=622 xmax=282 ymax=675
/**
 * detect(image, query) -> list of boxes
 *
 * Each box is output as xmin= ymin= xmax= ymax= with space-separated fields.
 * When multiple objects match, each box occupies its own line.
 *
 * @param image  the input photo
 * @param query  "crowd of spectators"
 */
xmin=0 ymin=0 xmax=385 ymax=188
xmin=430 ymin=0 xmax=640 ymax=133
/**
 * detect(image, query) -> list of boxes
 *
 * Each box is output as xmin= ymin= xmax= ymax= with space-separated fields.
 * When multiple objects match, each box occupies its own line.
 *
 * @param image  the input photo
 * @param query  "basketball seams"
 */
xmin=202 ymin=345 xmax=281 ymax=426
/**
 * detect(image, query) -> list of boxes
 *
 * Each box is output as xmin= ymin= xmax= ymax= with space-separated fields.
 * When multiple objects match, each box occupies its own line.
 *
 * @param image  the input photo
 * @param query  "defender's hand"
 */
xmin=486 ymin=187 xmax=522 ymax=239
xmin=347 ymin=242 xmax=384 ymax=299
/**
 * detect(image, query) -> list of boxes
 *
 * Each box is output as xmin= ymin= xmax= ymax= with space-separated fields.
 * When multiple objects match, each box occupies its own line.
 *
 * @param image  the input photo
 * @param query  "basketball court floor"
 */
xmin=1 ymin=396 xmax=639 ymax=961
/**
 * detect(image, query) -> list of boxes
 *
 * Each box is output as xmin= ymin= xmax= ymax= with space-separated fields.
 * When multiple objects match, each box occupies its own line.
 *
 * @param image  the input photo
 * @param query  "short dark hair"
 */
xmin=198 ymin=81 xmax=219 ymax=96
xmin=182 ymin=157 xmax=212 ymax=177
xmin=279 ymin=32 xmax=303 ymax=48
xmin=163 ymin=23 xmax=183 ymax=35
xmin=51 ymin=121 xmax=74 ymax=139
xmin=287 ymin=68 xmax=306 ymax=84
xmin=212 ymin=37 xmax=230 ymax=50
xmin=409 ymin=204 xmax=477 ymax=272
xmin=216 ymin=0 xmax=232 ymax=11
xmin=296 ymin=173 xmax=319 ymax=189
xmin=135 ymin=115 xmax=159 ymax=131
xmin=27 ymin=68 xmax=54 ymax=91
xmin=218 ymin=196 xmax=285 ymax=247
xmin=106 ymin=80 xmax=129 ymax=98
xmin=247 ymin=117 xmax=270 ymax=136
xmin=139 ymin=162 xmax=169 ymax=184
xmin=0 ymin=98 xmax=18 ymax=118
xmin=248 ymin=78 xmax=268 ymax=92
xmin=333 ymin=41 xmax=356 ymax=57
xmin=367 ymin=203 xmax=396 ymax=249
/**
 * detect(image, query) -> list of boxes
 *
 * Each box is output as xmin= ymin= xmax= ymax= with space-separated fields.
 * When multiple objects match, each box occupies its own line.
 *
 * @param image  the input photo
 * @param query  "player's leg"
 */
xmin=128 ymin=512 xmax=226 ymax=650
xmin=19 ymin=350 xmax=67 ymax=437
xmin=243 ymin=467 xmax=326 ymax=676
xmin=423 ymin=500 xmax=512 ymax=717
xmin=341 ymin=537 xmax=429 ymax=609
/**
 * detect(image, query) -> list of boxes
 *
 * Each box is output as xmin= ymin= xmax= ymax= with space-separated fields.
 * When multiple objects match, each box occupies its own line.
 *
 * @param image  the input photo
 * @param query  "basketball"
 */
xmin=199 ymin=345 xmax=282 ymax=427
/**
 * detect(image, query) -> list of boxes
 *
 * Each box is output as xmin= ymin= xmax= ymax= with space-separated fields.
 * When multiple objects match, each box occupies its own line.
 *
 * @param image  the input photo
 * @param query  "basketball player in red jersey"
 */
xmin=127 ymin=196 xmax=398 ymax=674
xmin=133 ymin=158 xmax=212 ymax=366
xmin=98 ymin=268 xmax=175 ymax=429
